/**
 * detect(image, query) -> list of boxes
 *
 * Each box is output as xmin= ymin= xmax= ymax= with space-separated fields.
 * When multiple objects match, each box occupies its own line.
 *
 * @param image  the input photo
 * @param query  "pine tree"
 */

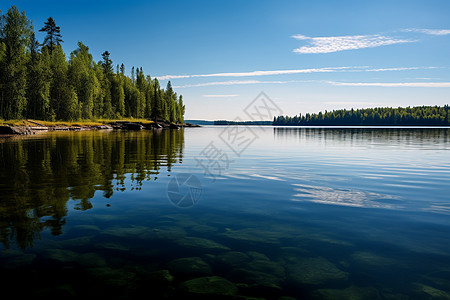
xmin=26 ymin=32 xmax=51 ymax=119
xmin=39 ymin=17 xmax=63 ymax=54
xmin=101 ymin=51 xmax=113 ymax=76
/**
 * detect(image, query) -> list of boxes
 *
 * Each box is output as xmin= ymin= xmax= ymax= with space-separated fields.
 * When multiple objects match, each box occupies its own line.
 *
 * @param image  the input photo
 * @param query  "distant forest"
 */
xmin=273 ymin=105 xmax=450 ymax=126
xmin=0 ymin=6 xmax=184 ymax=123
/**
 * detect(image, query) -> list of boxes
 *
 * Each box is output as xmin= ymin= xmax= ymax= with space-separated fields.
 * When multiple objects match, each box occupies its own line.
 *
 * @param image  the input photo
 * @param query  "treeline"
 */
xmin=273 ymin=105 xmax=450 ymax=126
xmin=0 ymin=6 xmax=185 ymax=123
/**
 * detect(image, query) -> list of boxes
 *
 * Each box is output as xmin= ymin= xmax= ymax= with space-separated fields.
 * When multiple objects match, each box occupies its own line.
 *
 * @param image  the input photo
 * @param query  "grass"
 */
xmin=0 ymin=118 xmax=155 ymax=127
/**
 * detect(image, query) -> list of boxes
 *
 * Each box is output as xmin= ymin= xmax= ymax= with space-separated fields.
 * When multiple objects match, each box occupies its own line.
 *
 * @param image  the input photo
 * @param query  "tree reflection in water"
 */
xmin=0 ymin=129 xmax=184 ymax=248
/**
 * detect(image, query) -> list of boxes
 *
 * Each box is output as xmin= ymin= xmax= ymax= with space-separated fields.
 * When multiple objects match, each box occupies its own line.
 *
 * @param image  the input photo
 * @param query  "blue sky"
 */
xmin=3 ymin=0 xmax=450 ymax=120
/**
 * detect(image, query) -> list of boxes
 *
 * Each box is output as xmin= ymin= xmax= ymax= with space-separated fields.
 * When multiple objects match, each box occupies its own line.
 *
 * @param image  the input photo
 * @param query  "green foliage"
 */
xmin=0 ymin=6 xmax=185 ymax=123
xmin=0 ymin=6 xmax=32 ymax=120
xmin=38 ymin=16 xmax=63 ymax=54
xmin=273 ymin=106 xmax=450 ymax=126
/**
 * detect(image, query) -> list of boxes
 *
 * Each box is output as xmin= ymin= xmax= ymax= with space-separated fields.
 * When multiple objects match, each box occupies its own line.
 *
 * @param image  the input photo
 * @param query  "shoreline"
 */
xmin=0 ymin=120 xmax=200 ymax=136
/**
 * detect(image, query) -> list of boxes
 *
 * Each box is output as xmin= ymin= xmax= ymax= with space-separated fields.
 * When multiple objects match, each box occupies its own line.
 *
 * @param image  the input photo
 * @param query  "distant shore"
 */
xmin=0 ymin=119 xmax=199 ymax=136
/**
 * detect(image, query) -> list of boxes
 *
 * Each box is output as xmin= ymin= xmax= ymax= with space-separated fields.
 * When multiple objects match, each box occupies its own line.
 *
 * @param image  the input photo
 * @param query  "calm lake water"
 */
xmin=1 ymin=127 xmax=450 ymax=299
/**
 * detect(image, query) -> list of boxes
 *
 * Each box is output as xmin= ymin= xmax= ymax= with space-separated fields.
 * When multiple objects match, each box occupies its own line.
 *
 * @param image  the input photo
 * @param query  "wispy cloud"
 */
xmin=403 ymin=28 xmax=450 ymax=36
xmin=157 ymin=67 xmax=353 ymax=80
xmin=202 ymin=94 xmax=239 ymax=98
xmin=292 ymin=34 xmax=415 ymax=54
xmin=175 ymin=79 xmax=450 ymax=89
xmin=329 ymin=81 xmax=450 ymax=87
xmin=173 ymin=80 xmax=309 ymax=88
xmin=158 ymin=66 xmax=431 ymax=80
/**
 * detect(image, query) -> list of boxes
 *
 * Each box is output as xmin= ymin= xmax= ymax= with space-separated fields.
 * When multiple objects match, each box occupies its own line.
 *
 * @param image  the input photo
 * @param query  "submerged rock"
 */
xmin=351 ymin=251 xmax=397 ymax=267
xmin=213 ymin=251 xmax=251 ymax=267
xmin=311 ymin=285 xmax=381 ymax=300
xmin=246 ymin=258 xmax=285 ymax=278
xmin=176 ymin=236 xmax=230 ymax=251
xmin=45 ymin=249 xmax=107 ymax=267
xmin=148 ymin=269 xmax=174 ymax=284
xmin=228 ymin=268 xmax=282 ymax=290
xmin=414 ymin=283 xmax=450 ymax=299
xmin=286 ymin=257 xmax=348 ymax=287
xmin=168 ymin=257 xmax=213 ymax=275
xmin=221 ymin=228 xmax=280 ymax=244
xmin=180 ymin=276 xmax=238 ymax=297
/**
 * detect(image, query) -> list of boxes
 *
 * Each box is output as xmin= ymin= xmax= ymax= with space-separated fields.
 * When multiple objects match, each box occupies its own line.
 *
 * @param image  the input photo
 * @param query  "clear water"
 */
xmin=0 ymin=127 xmax=449 ymax=299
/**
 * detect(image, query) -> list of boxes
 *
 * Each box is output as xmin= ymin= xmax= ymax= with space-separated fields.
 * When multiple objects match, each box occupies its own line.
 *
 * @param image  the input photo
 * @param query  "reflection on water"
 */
xmin=0 ymin=129 xmax=184 ymax=248
xmin=274 ymin=127 xmax=450 ymax=149
xmin=0 ymin=127 xmax=450 ymax=299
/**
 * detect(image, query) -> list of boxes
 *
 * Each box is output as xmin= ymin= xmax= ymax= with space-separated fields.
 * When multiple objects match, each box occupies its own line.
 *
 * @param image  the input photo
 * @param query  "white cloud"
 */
xmin=292 ymin=34 xmax=414 ymax=54
xmin=157 ymin=67 xmax=353 ymax=80
xmin=173 ymin=80 xmax=310 ymax=88
xmin=203 ymin=94 xmax=239 ymax=98
xmin=158 ymin=65 xmax=432 ymax=80
xmin=329 ymin=81 xmax=450 ymax=87
xmin=403 ymin=28 xmax=450 ymax=36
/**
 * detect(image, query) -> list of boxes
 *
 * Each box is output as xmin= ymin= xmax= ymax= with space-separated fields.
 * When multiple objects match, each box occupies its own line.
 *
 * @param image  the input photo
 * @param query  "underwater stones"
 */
xmin=311 ymin=285 xmax=381 ymax=300
xmin=103 ymin=225 xmax=150 ymax=238
xmin=150 ymin=225 xmax=187 ymax=240
xmin=246 ymin=258 xmax=285 ymax=278
xmin=94 ymin=242 xmax=130 ymax=252
xmin=286 ymin=257 xmax=348 ymax=287
xmin=45 ymin=249 xmax=106 ymax=267
xmin=176 ymin=236 xmax=230 ymax=251
xmin=214 ymin=251 xmax=251 ymax=267
xmin=148 ymin=269 xmax=174 ymax=284
xmin=228 ymin=268 xmax=282 ymax=290
xmin=351 ymin=251 xmax=397 ymax=267
xmin=414 ymin=283 xmax=450 ymax=299
xmin=221 ymin=228 xmax=280 ymax=244
xmin=189 ymin=224 xmax=218 ymax=234
xmin=180 ymin=276 xmax=238 ymax=297
xmin=168 ymin=257 xmax=213 ymax=275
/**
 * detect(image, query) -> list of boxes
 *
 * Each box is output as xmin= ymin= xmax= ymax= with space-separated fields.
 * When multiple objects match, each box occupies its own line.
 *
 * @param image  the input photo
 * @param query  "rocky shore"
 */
xmin=0 ymin=120 xmax=199 ymax=136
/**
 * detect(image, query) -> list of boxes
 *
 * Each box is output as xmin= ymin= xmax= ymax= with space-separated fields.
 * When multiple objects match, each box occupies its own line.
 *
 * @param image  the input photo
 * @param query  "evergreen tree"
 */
xmin=39 ymin=17 xmax=63 ymax=54
xmin=101 ymin=50 xmax=113 ymax=76
xmin=0 ymin=6 xmax=32 ymax=120
xmin=49 ymin=45 xmax=72 ymax=120
xmin=68 ymin=41 xmax=100 ymax=119
xmin=26 ymin=32 xmax=51 ymax=119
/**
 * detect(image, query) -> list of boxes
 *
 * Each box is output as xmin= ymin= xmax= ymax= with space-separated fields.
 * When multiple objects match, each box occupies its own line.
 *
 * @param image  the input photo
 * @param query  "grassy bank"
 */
xmin=0 ymin=118 xmax=155 ymax=127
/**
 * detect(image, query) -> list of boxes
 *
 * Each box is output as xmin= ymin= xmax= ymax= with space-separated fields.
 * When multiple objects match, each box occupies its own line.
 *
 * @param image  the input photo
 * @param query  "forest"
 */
xmin=0 ymin=6 xmax=185 ymax=123
xmin=273 ymin=105 xmax=450 ymax=126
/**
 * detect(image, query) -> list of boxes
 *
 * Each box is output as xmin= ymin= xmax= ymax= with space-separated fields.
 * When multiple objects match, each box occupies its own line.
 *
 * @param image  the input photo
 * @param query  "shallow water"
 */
xmin=1 ymin=127 xmax=450 ymax=299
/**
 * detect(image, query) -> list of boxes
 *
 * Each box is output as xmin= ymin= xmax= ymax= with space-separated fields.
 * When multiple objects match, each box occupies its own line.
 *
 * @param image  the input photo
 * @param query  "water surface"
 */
xmin=1 ymin=127 xmax=449 ymax=299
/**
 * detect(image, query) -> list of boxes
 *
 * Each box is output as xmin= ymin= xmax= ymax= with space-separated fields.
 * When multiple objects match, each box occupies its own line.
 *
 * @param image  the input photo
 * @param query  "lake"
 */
xmin=1 ymin=126 xmax=449 ymax=299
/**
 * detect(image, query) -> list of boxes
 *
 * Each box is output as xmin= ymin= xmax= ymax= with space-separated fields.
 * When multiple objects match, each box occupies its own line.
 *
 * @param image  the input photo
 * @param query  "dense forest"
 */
xmin=273 ymin=105 xmax=450 ymax=126
xmin=0 ymin=6 xmax=185 ymax=123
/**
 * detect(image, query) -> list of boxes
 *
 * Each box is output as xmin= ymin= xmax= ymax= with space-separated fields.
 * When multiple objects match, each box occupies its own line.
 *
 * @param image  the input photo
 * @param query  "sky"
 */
xmin=2 ymin=0 xmax=450 ymax=120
